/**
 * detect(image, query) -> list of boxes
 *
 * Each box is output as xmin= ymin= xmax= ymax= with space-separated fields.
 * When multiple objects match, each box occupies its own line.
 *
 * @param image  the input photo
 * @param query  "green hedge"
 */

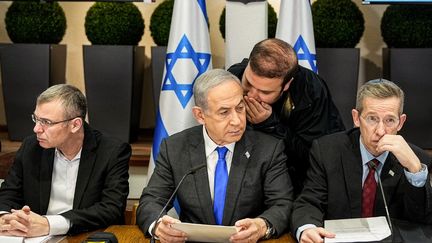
xmin=312 ymin=0 xmax=364 ymax=48
xmin=85 ymin=2 xmax=144 ymax=45
xmin=5 ymin=1 xmax=66 ymax=44
xmin=150 ymin=0 xmax=174 ymax=46
xmin=381 ymin=5 xmax=432 ymax=48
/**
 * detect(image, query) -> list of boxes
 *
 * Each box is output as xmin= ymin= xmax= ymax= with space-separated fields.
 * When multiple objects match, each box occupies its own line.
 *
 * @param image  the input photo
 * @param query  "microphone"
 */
xmin=150 ymin=163 xmax=207 ymax=243
xmin=369 ymin=161 xmax=393 ymax=234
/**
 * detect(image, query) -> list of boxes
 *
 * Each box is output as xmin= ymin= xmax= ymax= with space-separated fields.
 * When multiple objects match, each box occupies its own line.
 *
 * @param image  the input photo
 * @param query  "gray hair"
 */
xmin=356 ymin=78 xmax=405 ymax=114
xmin=37 ymin=84 xmax=87 ymax=119
xmin=193 ymin=69 xmax=240 ymax=111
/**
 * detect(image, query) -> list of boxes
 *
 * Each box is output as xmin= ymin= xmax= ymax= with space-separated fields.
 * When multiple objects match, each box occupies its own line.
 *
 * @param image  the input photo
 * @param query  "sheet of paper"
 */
xmin=0 ymin=236 xmax=24 ymax=243
xmin=324 ymin=216 xmax=391 ymax=242
xmin=172 ymin=222 xmax=237 ymax=242
xmin=0 ymin=234 xmax=65 ymax=243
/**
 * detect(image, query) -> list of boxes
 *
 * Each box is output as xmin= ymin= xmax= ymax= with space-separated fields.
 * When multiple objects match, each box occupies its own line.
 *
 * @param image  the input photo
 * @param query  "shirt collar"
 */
xmin=202 ymin=126 xmax=235 ymax=157
xmin=359 ymin=136 xmax=388 ymax=167
xmin=55 ymin=147 xmax=82 ymax=162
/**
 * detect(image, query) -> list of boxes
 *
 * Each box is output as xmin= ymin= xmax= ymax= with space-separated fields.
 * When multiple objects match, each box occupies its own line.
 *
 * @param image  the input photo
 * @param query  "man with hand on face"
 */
xmin=228 ymin=38 xmax=345 ymax=195
xmin=0 ymin=84 xmax=131 ymax=237
xmin=292 ymin=79 xmax=432 ymax=243
xmin=137 ymin=69 xmax=293 ymax=243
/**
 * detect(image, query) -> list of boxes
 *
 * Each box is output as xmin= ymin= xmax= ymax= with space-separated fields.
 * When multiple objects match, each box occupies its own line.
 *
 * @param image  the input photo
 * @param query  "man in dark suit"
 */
xmin=292 ymin=79 xmax=432 ymax=243
xmin=228 ymin=38 xmax=345 ymax=195
xmin=137 ymin=69 xmax=293 ymax=243
xmin=0 ymin=84 xmax=131 ymax=237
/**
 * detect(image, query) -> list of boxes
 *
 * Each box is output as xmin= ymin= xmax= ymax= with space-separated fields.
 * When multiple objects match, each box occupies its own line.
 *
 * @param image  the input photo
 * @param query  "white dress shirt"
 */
xmin=45 ymin=148 xmax=81 ymax=235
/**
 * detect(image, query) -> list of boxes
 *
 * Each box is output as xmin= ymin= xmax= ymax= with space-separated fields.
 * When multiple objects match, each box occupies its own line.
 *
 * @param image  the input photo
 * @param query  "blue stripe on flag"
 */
xmin=197 ymin=0 xmax=209 ymax=26
xmin=152 ymin=110 xmax=168 ymax=161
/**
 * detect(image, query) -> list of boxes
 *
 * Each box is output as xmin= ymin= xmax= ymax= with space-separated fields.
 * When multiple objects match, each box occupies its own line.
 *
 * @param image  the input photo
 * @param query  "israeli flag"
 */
xmin=147 ymin=0 xmax=212 ymax=181
xmin=276 ymin=0 xmax=318 ymax=73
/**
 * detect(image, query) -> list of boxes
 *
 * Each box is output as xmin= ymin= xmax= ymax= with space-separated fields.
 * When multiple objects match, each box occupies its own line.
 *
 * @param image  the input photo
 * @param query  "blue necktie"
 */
xmin=214 ymin=146 xmax=228 ymax=225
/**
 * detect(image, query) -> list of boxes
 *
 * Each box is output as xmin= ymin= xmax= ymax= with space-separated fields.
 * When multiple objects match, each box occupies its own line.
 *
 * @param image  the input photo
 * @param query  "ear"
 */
xmin=282 ymin=78 xmax=294 ymax=92
xmin=70 ymin=117 xmax=83 ymax=133
xmin=397 ymin=114 xmax=407 ymax=132
xmin=352 ymin=109 xmax=360 ymax=128
xmin=192 ymin=106 xmax=205 ymax=125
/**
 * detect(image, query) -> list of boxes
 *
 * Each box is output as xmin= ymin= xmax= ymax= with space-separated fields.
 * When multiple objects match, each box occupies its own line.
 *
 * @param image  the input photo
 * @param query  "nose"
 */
xmin=247 ymin=87 xmax=259 ymax=100
xmin=33 ymin=122 xmax=43 ymax=134
xmin=230 ymin=111 xmax=241 ymax=126
xmin=375 ymin=120 xmax=386 ymax=136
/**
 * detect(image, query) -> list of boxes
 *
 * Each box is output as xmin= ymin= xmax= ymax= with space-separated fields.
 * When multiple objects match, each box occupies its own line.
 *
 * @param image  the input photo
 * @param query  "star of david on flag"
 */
xmin=147 ymin=0 xmax=212 ymax=197
xmin=162 ymin=34 xmax=211 ymax=108
xmin=276 ymin=0 xmax=318 ymax=73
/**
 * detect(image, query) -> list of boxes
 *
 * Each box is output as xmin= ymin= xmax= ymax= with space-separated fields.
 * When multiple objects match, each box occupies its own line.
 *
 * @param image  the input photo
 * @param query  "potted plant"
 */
xmin=0 ymin=1 xmax=67 ymax=141
xmin=149 ymin=0 xmax=174 ymax=114
xmin=381 ymin=4 xmax=432 ymax=148
xmin=312 ymin=0 xmax=365 ymax=128
xmin=84 ymin=1 xmax=144 ymax=142
xmin=218 ymin=3 xmax=278 ymax=40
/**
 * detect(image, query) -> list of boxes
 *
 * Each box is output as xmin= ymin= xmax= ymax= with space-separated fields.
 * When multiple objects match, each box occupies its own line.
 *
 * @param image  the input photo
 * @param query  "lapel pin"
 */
xmin=389 ymin=170 xmax=395 ymax=177
xmin=245 ymin=151 xmax=250 ymax=158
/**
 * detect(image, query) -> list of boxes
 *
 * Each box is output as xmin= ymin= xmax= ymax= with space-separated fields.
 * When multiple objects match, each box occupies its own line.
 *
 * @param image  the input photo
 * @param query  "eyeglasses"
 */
xmin=31 ymin=114 xmax=78 ymax=128
xmin=360 ymin=115 xmax=400 ymax=128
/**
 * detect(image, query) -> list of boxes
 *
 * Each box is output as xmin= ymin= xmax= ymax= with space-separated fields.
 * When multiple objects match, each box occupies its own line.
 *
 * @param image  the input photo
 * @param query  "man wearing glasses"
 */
xmin=228 ymin=38 xmax=345 ymax=195
xmin=0 ymin=84 xmax=131 ymax=237
xmin=291 ymin=79 xmax=432 ymax=243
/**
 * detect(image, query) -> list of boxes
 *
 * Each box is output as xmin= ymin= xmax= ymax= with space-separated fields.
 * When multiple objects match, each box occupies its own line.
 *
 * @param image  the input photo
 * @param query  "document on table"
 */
xmin=172 ymin=222 xmax=237 ymax=242
xmin=324 ymin=216 xmax=391 ymax=242
xmin=0 ymin=235 xmax=65 ymax=243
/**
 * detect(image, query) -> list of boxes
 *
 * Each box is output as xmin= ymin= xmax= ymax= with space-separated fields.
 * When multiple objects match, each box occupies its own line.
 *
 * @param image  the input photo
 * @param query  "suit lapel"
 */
xmin=342 ymin=130 xmax=363 ymax=217
xmin=39 ymin=149 xmax=54 ymax=214
xmin=73 ymin=125 xmax=97 ymax=208
xmin=189 ymin=127 xmax=215 ymax=224
xmin=222 ymin=134 xmax=250 ymax=225
xmin=376 ymin=154 xmax=402 ymax=210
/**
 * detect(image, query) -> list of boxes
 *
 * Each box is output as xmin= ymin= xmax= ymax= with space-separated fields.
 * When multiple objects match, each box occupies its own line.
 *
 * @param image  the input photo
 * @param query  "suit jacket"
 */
xmin=228 ymin=59 xmax=345 ymax=195
xmin=137 ymin=125 xmax=293 ymax=237
xmin=0 ymin=123 xmax=131 ymax=235
xmin=291 ymin=128 xmax=432 ymax=233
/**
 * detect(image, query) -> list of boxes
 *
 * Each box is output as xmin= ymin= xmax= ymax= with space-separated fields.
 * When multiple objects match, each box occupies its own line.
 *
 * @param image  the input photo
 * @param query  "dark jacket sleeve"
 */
xmin=136 ymin=138 xmax=175 ymax=235
xmin=0 ymin=137 xmax=33 ymax=211
xmin=256 ymin=138 xmax=294 ymax=237
xmin=291 ymin=139 xmax=328 ymax=233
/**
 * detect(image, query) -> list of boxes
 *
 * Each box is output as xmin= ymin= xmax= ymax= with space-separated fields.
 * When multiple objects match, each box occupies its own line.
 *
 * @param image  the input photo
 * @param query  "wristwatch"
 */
xmin=261 ymin=218 xmax=275 ymax=240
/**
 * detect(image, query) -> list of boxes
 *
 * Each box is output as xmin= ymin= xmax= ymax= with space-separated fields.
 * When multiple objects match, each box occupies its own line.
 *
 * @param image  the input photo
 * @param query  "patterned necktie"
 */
xmin=362 ymin=159 xmax=379 ymax=217
xmin=213 ymin=146 xmax=229 ymax=225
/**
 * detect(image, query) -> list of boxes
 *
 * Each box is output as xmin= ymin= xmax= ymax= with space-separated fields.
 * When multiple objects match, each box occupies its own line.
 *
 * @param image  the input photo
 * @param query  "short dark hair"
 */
xmin=249 ymin=38 xmax=298 ymax=84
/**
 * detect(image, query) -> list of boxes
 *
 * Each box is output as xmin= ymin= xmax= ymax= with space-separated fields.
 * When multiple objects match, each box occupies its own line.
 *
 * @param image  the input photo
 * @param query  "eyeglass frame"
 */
xmin=359 ymin=113 xmax=401 ymax=128
xmin=31 ymin=114 xmax=80 ymax=128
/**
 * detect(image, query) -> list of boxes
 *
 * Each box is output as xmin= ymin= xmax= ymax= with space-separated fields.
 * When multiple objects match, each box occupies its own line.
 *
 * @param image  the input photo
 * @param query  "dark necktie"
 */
xmin=362 ymin=159 xmax=379 ymax=217
xmin=213 ymin=146 xmax=228 ymax=225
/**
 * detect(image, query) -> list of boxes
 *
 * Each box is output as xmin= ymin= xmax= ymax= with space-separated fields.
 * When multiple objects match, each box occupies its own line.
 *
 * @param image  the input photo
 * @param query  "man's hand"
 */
xmin=0 ymin=205 xmax=49 ymax=237
xmin=230 ymin=218 xmax=266 ymax=243
xmin=154 ymin=215 xmax=187 ymax=243
xmin=300 ymin=227 xmax=335 ymax=243
xmin=376 ymin=134 xmax=422 ymax=173
xmin=244 ymin=96 xmax=272 ymax=124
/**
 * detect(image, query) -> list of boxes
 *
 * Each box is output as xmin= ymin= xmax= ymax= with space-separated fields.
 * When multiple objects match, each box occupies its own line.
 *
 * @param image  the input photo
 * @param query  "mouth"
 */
xmin=229 ymin=129 xmax=244 ymax=136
